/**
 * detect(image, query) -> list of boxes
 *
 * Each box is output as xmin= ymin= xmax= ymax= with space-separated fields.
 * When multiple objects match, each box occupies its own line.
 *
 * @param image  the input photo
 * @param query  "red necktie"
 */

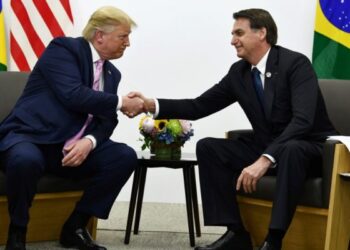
xmin=64 ymin=59 xmax=104 ymax=148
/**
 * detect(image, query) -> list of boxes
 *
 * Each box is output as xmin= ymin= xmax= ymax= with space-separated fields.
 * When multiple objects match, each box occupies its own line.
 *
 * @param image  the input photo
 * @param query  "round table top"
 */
xmin=136 ymin=151 xmax=197 ymax=168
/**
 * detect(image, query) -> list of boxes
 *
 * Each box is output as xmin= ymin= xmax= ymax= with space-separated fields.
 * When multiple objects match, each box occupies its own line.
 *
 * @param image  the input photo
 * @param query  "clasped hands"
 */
xmin=121 ymin=92 xmax=154 ymax=118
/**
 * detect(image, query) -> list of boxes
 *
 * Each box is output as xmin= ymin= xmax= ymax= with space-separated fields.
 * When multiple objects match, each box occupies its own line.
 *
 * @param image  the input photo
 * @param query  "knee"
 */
xmin=279 ymin=140 xmax=303 ymax=156
xmin=6 ymin=151 xmax=44 ymax=178
xmin=196 ymin=137 xmax=214 ymax=154
xmin=121 ymin=145 xmax=138 ymax=167
xmin=196 ymin=137 xmax=218 ymax=163
xmin=110 ymin=144 xmax=138 ymax=171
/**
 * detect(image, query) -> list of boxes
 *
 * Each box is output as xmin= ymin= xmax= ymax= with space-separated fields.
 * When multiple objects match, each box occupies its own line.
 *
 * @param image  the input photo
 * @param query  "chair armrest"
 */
xmin=226 ymin=129 xmax=253 ymax=140
xmin=321 ymin=140 xmax=338 ymax=207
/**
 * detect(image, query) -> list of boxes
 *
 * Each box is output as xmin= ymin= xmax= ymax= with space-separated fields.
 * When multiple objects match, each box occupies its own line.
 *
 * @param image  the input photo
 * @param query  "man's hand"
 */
xmin=121 ymin=96 xmax=145 ymax=118
xmin=127 ymin=91 xmax=156 ymax=113
xmin=62 ymin=138 xmax=93 ymax=167
xmin=236 ymin=156 xmax=272 ymax=193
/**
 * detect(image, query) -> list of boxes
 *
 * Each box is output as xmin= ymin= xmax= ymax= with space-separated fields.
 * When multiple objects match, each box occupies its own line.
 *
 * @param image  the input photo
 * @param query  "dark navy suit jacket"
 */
xmin=156 ymin=46 xmax=336 ymax=160
xmin=0 ymin=37 xmax=120 ymax=150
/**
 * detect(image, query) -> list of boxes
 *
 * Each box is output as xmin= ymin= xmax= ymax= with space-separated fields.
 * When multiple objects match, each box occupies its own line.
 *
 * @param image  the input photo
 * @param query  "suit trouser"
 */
xmin=196 ymin=136 xmax=322 ymax=231
xmin=0 ymin=140 xmax=137 ymax=227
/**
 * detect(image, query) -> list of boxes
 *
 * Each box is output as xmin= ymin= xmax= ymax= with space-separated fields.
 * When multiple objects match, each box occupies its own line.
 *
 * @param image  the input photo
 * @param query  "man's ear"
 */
xmin=259 ymin=27 xmax=267 ymax=41
xmin=95 ymin=30 xmax=104 ymax=44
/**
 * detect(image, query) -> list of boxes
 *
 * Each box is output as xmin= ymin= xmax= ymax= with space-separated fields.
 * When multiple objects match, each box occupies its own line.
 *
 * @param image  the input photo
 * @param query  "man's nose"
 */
xmin=124 ymin=37 xmax=130 ymax=47
xmin=231 ymin=36 xmax=237 ymax=46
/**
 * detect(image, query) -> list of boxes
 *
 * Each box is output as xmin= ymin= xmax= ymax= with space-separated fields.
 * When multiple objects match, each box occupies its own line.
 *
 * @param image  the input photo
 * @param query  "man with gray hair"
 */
xmin=0 ymin=6 xmax=143 ymax=250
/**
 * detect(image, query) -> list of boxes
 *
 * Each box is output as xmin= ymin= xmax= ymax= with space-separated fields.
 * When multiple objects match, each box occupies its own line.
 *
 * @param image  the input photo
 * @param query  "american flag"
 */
xmin=10 ymin=0 xmax=74 ymax=71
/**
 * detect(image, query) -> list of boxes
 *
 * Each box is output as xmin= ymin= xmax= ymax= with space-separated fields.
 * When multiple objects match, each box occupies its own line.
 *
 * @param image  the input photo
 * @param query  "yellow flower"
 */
xmin=154 ymin=119 xmax=168 ymax=131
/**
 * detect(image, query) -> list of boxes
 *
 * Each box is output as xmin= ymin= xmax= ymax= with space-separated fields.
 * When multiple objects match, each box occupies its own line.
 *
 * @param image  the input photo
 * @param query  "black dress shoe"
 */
xmin=60 ymin=227 xmax=107 ymax=250
xmin=5 ymin=229 xmax=26 ymax=250
xmin=194 ymin=230 xmax=253 ymax=250
xmin=258 ymin=241 xmax=280 ymax=250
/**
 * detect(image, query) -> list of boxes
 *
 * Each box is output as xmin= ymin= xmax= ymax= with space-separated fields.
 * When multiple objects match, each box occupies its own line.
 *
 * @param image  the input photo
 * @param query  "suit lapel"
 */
xmin=79 ymin=38 xmax=94 ymax=89
xmin=264 ymin=47 xmax=279 ymax=121
xmin=103 ymin=62 xmax=114 ymax=93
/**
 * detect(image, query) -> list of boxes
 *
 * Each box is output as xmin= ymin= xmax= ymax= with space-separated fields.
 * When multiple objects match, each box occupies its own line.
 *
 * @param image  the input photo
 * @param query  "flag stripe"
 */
xmin=21 ymin=0 xmax=53 ymax=46
xmin=33 ymin=0 xmax=65 ymax=37
xmin=11 ymin=0 xmax=45 ymax=58
xmin=46 ymin=0 xmax=74 ymax=36
xmin=60 ymin=0 xmax=73 ymax=23
xmin=9 ymin=54 xmax=19 ymax=71
xmin=10 ymin=32 xmax=30 ymax=71
xmin=0 ymin=5 xmax=7 ymax=71
xmin=10 ymin=0 xmax=74 ymax=71
xmin=11 ymin=11 xmax=38 ymax=69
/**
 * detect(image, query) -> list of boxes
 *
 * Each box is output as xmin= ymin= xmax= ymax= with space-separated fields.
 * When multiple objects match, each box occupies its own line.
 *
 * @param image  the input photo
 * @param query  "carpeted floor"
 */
xmin=25 ymin=230 xmax=221 ymax=250
xmin=2 ymin=202 xmax=227 ymax=250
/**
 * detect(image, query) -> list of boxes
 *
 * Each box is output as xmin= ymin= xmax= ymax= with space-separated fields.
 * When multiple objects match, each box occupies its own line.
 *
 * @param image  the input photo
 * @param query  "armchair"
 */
xmin=0 ymin=72 xmax=97 ymax=244
xmin=227 ymin=79 xmax=350 ymax=250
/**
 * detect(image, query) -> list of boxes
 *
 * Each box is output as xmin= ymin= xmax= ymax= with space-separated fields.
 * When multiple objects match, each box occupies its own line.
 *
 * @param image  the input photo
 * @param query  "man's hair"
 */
xmin=82 ymin=6 xmax=137 ymax=41
xmin=233 ymin=8 xmax=278 ymax=45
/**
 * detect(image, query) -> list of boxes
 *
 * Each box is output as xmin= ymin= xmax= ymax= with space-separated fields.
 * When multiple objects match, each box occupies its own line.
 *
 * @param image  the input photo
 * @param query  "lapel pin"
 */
xmin=265 ymin=72 xmax=272 ymax=78
xmin=108 ymin=70 xmax=111 ymax=75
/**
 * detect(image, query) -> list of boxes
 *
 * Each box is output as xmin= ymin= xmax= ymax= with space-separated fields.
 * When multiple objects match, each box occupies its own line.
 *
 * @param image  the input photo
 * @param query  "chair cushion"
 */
xmin=238 ymin=176 xmax=324 ymax=208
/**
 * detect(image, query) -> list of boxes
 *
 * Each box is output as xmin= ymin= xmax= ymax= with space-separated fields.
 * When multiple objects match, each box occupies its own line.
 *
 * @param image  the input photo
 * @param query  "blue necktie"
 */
xmin=251 ymin=67 xmax=264 ymax=110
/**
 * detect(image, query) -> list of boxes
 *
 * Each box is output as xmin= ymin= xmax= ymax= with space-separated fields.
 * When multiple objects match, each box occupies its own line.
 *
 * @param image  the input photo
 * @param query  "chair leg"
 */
xmin=124 ymin=167 xmax=141 ymax=244
xmin=190 ymin=166 xmax=201 ymax=237
xmin=183 ymin=167 xmax=195 ymax=247
xmin=133 ymin=166 xmax=148 ymax=235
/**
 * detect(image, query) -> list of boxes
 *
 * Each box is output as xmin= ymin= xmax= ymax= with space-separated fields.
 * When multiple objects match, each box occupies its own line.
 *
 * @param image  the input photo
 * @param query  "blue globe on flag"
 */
xmin=320 ymin=0 xmax=350 ymax=33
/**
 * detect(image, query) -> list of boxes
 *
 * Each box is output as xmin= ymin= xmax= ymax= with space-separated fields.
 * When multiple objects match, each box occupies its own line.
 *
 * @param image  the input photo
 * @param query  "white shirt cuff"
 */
xmin=84 ymin=135 xmax=97 ymax=149
xmin=116 ymin=95 xmax=123 ymax=112
xmin=153 ymin=98 xmax=159 ymax=118
xmin=263 ymin=153 xmax=277 ymax=168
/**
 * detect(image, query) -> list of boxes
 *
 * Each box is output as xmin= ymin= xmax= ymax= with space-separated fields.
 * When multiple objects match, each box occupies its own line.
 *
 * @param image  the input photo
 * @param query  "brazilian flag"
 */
xmin=0 ymin=0 xmax=7 ymax=71
xmin=312 ymin=0 xmax=350 ymax=80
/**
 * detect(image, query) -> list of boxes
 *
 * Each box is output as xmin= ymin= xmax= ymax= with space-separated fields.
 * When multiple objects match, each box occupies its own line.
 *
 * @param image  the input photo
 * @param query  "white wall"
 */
xmin=2 ymin=0 xmax=317 ymax=203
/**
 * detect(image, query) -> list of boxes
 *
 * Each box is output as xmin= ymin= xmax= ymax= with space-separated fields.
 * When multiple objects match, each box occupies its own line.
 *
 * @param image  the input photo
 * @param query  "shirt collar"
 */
xmin=89 ymin=42 xmax=102 ymax=64
xmin=252 ymin=48 xmax=271 ymax=74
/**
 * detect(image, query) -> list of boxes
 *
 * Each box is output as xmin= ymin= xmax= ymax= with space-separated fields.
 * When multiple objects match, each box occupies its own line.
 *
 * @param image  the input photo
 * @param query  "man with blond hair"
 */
xmin=0 ymin=6 xmax=144 ymax=250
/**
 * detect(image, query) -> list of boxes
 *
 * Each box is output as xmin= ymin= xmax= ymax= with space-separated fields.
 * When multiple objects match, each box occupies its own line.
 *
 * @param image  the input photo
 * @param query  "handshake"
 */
xmin=120 ymin=92 xmax=155 ymax=118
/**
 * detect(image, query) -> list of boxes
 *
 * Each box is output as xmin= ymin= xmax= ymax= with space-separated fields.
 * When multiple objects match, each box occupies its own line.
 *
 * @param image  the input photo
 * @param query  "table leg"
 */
xmin=124 ymin=166 xmax=141 ymax=244
xmin=183 ymin=167 xmax=195 ymax=247
xmin=133 ymin=166 xmax=148 ymax=234
xmin=190 ymin=166 xmax=201 ymax=237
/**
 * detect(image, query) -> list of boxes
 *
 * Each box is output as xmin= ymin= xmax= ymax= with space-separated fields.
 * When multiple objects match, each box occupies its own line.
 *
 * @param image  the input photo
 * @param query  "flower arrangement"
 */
xmin=139 ymin=115 xmax=194 ymax=151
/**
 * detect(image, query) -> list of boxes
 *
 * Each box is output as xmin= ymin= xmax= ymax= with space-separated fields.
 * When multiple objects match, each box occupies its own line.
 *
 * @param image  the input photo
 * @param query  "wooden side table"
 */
xmin=124 ymin=151 xmax=201 ymax=247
